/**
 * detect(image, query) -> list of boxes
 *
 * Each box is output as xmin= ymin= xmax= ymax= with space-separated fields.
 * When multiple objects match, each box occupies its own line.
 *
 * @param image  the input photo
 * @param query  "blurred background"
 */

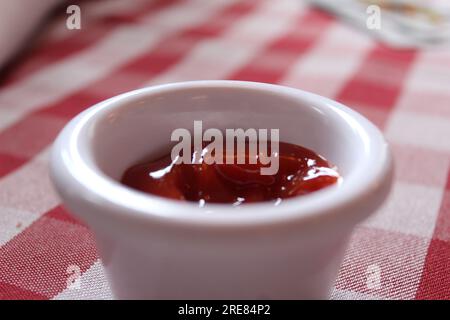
xmin=0 ymin=0 xmax=449 ymax=300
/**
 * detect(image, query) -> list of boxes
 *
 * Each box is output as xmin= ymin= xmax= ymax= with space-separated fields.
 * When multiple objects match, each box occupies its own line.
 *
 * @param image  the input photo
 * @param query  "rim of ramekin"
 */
xmin=50 ymin=80 xmax=392 ymax=230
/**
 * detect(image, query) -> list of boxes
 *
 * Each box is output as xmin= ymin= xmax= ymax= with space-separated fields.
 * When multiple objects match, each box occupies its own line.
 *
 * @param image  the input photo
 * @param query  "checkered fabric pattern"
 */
xmin=0 ymin=0 xmax=449 ymax=300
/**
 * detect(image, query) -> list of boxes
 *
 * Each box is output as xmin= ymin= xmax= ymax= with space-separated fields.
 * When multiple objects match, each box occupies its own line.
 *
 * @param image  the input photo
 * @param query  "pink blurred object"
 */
xmin=0 ymin=0 xmax=62 ymax=69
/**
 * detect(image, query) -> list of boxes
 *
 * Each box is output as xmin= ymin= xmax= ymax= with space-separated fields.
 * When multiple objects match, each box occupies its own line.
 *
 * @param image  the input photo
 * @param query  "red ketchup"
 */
xmin=121 ymin=142 xmax=339 ymax=206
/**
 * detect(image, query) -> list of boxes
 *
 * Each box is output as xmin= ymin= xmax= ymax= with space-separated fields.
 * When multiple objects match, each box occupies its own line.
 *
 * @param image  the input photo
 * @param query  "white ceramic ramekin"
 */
xmin=50 ymin=80 xmax=393 ymax=299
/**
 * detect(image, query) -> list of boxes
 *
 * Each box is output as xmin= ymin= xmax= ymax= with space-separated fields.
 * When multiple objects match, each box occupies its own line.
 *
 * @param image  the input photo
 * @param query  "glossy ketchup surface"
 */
xmin=121 ymin=142 xmax=340 ymax=206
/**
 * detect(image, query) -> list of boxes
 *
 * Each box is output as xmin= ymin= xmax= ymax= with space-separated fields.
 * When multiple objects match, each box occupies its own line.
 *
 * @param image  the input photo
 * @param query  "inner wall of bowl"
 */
xmin=90 ymin=86 xmax=366 ymax=182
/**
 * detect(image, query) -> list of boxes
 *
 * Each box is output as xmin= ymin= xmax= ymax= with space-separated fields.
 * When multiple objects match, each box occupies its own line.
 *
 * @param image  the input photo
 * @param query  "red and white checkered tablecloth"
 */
xmin=0 ymin=0 xmax=449 ymax=300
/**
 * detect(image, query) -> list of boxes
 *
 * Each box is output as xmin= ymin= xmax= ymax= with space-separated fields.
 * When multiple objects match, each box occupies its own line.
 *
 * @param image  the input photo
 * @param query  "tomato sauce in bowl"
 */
xmin=121 ymin=141 xmax=340 ymax=206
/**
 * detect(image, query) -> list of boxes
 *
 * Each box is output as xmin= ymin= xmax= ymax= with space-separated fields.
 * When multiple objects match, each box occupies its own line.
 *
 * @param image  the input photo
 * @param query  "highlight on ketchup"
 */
xmin=121 ymin=121 xmax=340 ymax=207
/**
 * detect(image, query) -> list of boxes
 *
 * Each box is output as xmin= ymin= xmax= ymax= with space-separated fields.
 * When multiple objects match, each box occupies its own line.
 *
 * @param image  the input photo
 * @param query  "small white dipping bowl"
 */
xmin=50 ymin=80 xmax=393 ymax=299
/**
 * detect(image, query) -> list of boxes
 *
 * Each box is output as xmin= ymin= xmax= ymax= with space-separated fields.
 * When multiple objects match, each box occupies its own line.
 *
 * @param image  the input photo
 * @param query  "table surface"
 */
xmin=0 ymin=0 xmax=449 ymax=300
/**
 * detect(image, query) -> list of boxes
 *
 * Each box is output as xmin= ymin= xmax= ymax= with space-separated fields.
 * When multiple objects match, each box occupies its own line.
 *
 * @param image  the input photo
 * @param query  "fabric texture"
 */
xmin=0 ymin=0 xmax=449 ymax=300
